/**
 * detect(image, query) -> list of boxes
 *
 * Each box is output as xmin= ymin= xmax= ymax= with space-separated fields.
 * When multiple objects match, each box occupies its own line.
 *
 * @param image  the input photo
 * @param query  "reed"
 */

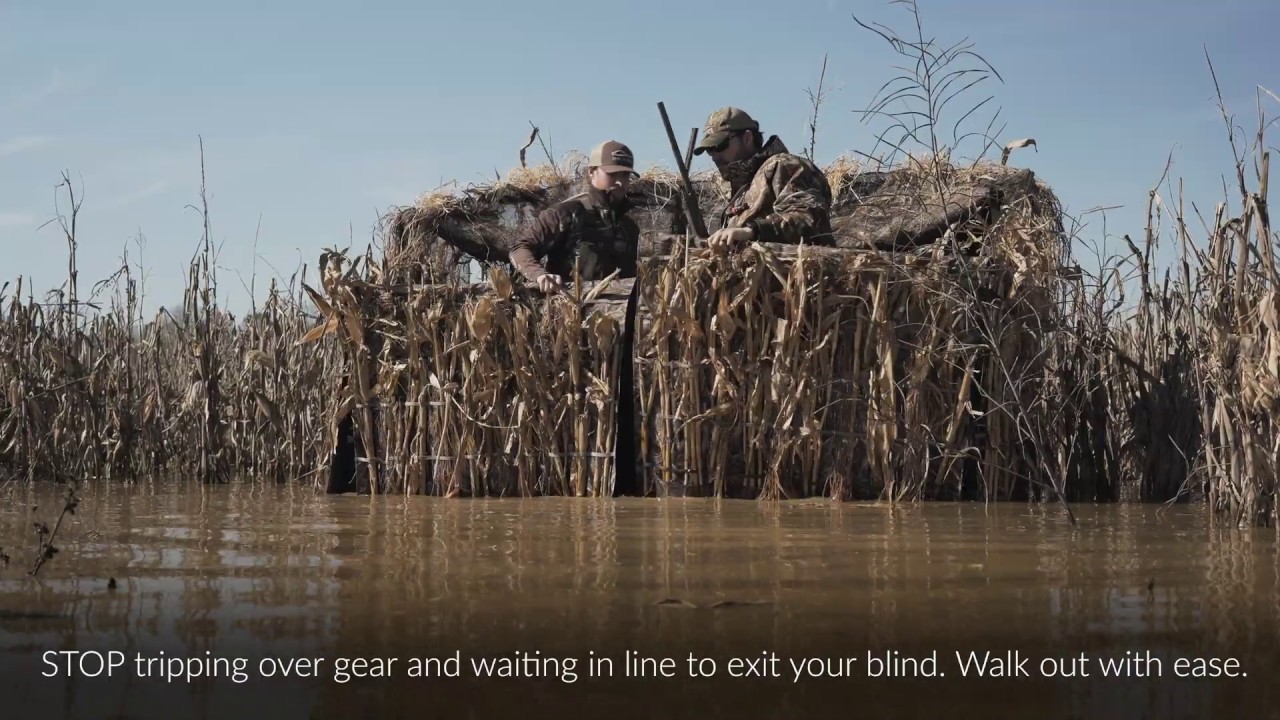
xmin=1 ymin=74 xmax=1277 ymax=528
xmin=307 ymin=154 xmax=1069 ymax=502
xmin=632 ymin=182 xmax=1063 ymax=502
xmin=0 ymin=169 xmax=345 ymax=490
xmin=311 ymin=255 xmax=631 ymax=497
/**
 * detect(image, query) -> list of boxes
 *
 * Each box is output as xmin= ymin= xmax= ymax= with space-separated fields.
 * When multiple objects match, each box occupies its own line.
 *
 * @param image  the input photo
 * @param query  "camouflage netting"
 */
xmin=377 ymin=154 xmax=1056 ymax=285
xmin=379 ymin=163 xmax=694 ymax=285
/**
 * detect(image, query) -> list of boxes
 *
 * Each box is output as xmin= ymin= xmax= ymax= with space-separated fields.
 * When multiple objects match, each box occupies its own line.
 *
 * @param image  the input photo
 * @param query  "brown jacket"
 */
xmin=717 ymin=136 xmax=834 ymax=245
xmin=508 ymin=185 xmax=640 ymax=283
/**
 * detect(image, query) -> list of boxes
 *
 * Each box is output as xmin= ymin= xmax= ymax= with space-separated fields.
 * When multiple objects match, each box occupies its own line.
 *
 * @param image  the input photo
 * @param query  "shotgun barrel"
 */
xmin=657 ymin=102 xmax=709 ymax=239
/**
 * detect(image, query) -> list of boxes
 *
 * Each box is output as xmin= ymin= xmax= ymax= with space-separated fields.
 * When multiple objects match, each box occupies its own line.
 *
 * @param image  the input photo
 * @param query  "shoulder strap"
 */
xmin=558 ymin=191 xmax=589 ymax=208
xmin=550 ymin=192 xmax=591 ymax=235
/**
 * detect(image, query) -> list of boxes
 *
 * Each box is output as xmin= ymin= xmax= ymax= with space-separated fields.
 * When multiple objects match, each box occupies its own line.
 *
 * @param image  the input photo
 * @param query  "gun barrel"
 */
xmin=658 ymin=102 xmax=709 ymax=239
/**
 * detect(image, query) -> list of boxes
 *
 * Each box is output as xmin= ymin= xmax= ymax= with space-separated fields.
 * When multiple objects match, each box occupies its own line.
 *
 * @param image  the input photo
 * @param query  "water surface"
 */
xmin=0 ymin=481 xmax=1275 ymax=718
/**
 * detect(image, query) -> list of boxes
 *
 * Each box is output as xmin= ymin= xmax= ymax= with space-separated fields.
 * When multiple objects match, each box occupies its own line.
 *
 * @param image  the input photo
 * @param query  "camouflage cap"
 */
xmin=589 ymin=140 xmax=639 ymax=175
xmin=693 ymin=107 xmax=760 ymax=155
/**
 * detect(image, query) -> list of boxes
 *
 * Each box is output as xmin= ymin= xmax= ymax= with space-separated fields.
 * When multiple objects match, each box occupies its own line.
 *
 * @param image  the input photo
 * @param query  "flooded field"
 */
xmin=0 ymin=480 xmax=1276 ymax=719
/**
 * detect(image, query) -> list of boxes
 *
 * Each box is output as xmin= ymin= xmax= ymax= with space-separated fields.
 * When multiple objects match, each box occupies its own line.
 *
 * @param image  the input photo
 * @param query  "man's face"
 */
xmin=590 ymin=167 xmax=632 ymax=199
xmin=707 ymin=131 xmax=753 ymax=169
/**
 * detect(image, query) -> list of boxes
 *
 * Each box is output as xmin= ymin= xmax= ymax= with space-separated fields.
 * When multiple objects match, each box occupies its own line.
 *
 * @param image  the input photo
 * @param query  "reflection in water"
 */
xmin=0 ymin=481 xmax=1276 ymax=719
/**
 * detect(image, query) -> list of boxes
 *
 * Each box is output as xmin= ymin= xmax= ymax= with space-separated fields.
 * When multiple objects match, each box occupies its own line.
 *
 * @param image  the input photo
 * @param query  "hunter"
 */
xmin=692 ymin=107 xmax=834 ymax=250
xmin=508 ymin=139 xmax=643 ymax=497
xmin=509 ymin=140 xmax=641 ymax=293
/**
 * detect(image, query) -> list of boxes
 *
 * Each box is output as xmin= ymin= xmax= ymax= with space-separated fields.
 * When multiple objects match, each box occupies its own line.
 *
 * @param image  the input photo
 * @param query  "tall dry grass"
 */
xmin=633 ymin=207 xmax=1061 ymax=504
xmin=309 ymin=255 xmax=632 ymax=497
xmin=0 ymin=154 xmax=345 ymax=489
xmin=0 ymin=67 xmax=1276 ymax=528
xmin=1106 ymin=78 xmax=1278 ymax=527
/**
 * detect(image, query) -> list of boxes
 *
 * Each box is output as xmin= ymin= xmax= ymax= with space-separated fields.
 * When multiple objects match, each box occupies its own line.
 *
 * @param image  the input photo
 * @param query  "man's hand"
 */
xmin=536 ymin=273 xmax=565 ymax=294
xmin=707 ymin=226 xmax=755 ymax=251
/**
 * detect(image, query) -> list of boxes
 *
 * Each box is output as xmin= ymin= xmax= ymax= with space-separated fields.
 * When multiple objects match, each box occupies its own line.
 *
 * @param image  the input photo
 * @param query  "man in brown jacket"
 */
xmin=692 ymin=107 xmax=834 ymax=250
xmin=508 ymin=140 xmax=644 ymax=496
xmin=509 ymin=140 xmax=642 ymax=293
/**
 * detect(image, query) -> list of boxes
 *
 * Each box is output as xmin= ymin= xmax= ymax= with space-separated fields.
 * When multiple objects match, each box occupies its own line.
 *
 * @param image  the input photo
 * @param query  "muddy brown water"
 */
xmin=0 ymin=480 xmax=1276 ymax=719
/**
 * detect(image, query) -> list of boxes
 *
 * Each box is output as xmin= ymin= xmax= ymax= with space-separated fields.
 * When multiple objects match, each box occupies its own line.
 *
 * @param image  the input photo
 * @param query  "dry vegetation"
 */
xmin=314 ymin=264 xmax=634 ymax=497
xmin=632 ymin=161 xmax=1066 ymax=504
xmin=0 ymin=158 xmax=347 ymax=491
xmin=0 ymin=9 xmax=1276 ymax=528
xmin=3 ymin=131 xmax=1264 ymax=520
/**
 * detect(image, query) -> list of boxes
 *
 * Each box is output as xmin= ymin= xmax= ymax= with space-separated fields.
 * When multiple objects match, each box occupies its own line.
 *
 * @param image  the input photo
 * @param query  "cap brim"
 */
xmin=598 ymin=165 xmax=640 ymax=176
xmin=693 ymin=131 xmax=733 ymax=155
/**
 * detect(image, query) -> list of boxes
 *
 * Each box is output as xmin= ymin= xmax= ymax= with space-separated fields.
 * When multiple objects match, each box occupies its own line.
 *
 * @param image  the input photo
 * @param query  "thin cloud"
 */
xmin=99 ymin=179 xmax=175 ymax=210
xmin=0 ymin=212 xmax=37 ymax=229
xmin=0 ymin=135 xmax=54 ymax=157
xmin=10 ymin=67 xmax=94 ymax=111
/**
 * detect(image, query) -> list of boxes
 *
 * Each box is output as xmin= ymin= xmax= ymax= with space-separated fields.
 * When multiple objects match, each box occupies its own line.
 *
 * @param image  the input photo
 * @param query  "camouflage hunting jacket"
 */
xmin=508 ymin=185 xmax=640 ymax=284
xmin=717 ymin=136 xmax=834 ymax=245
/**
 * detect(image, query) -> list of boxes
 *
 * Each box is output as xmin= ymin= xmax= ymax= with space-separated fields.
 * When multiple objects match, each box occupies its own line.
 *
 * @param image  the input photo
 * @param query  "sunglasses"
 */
xmin=706 ymin=132 xmax=742 ymax=154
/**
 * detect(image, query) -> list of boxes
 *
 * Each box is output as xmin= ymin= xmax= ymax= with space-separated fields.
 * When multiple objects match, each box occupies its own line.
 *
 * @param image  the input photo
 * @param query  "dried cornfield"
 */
xmin=0 ymin=269 xmax=346 ymax=486
xmin=634 ymin=241 xmax=1059 ymax=502
xmin=0 ymin=172 xmax=347 ymax=487
xmin=2 ymin=112 xmax=1278 ymax=527
xmin=314 ymin=261 xmax=634 ymax=497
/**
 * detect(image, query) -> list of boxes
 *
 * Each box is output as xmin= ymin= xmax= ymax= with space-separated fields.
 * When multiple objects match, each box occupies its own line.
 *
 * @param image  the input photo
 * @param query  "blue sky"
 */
xmin=2 ymin=0 xmax=1277 ymax=316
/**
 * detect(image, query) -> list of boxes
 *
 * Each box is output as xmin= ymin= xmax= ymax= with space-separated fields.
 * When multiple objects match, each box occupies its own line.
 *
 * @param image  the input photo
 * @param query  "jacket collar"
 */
xmin=719 ymin=135 xmax=789 ymax=193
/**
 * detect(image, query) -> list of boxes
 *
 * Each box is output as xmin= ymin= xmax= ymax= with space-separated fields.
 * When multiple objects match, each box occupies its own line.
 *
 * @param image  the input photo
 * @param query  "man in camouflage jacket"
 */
xmin=692 ymin=107 xmax=834 ymax=250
